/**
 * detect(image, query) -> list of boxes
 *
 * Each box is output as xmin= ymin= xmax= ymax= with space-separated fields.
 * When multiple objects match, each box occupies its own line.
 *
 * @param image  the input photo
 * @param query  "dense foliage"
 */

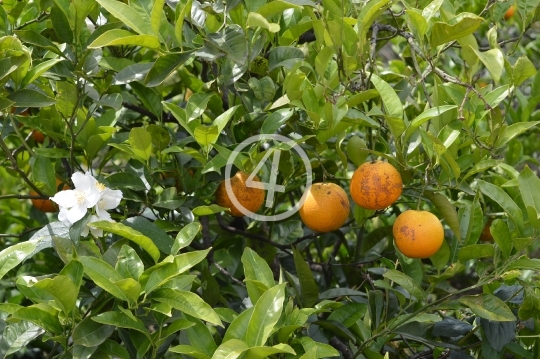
xmin=1 ymin=0 xmax=540 ymax=358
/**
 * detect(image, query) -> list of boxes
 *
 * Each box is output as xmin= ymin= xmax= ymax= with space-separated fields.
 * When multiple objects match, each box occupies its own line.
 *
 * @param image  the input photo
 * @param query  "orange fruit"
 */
xmin=215 ymin=171 xmax=265 ymax=217
xmin=31 ymin=130 xmax=45 ymax=143
xmin=30 ymin=179 xmax=68 ymax=213
xmin=393 ymin=210 xmax=444 ymax=258
xmin=299 ymin=183 xmax=350 ymax=233
xmin=504 ymin=5 xmax=515 ymax=20
xmin=350 ymin=160 xmax=403 ymax=210
xmin=480 ymin=219 xmax=494 ymax=242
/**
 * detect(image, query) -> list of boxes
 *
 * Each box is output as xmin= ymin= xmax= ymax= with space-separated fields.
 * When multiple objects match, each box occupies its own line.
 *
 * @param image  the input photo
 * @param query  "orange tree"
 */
xmin=1 ymin=0 xmax=540 ymax=358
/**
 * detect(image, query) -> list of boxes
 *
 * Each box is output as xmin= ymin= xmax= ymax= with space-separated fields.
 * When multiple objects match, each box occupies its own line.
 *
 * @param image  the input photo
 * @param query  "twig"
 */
xmin=0 ymin=226 xmax=42 ymax=238
xmin=410 ymin=46 xmax=433 ymax=108
xmin=16 ymin=12 xmax=49 ymax=30
xmin=366 ymin=23 xmax=380 ymax=86
xmin=458 ymin=88 xmax=472 ymax=121
xmin=209 ymin=258 xmax=245 ymax=287
xmin=329 ymin=337 xmax=353 ymax=359
xmin=122 ymin=102 xmax=159 ymax=122
xmin=0 ymin=136 xmax=43 ymax=195
xmin=292 ymin=219 xmax=355 ymax=246
xmin=432 ymin=67 xmax=492 ymax=110
xmin=200 ymin=215 xmax=213 ymax=260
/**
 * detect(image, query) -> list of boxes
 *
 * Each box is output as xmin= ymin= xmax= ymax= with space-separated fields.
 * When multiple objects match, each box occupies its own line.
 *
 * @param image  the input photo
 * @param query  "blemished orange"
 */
xmin=30 ymin=179 xmax=68 ymax=213
xmin=299 ymin=183 xmax=350 ymax=233
xmin=504 ymin=5 xmax=515 ymax=20
xmin=215 ymin=171 xmax=265 ymax=217
xmin=480 ymin=219 xmax=494 ymax=242
xmin=393 ymin=210 xmax=444 ymax=258
xmin=350 ymin=160 xmax=403 ymax=210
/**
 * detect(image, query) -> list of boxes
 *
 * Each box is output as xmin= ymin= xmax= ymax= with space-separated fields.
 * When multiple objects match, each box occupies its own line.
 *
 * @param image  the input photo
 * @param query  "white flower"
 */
xmin=81 ymin=215 xmax=103 ymax=237
xmin=51 ymin=172 xmax=100 ymax=226
xmin=95 ymin=187 xmax=123 ymax=221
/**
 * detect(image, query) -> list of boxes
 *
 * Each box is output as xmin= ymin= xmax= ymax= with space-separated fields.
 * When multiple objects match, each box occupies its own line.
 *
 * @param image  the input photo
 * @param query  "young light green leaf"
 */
xmin=211 ymin=339 xmax=249 ymax=359
xmin=519 ymin=166 xmax=540 ymax=223
xmin=174 ymin=0 xmax=193 ymax=49
xmin=404 ymin=105 xmax=457 ymax=141
xmin=513 ymin=55 xmax=536 ymax=86
xmin=223 ymin=307 xmax=254 ymax=342
xmin=0 ymin=241 xmax=37 ymax=280
xmin=151 ymin=0 xmax=166 ymax=37
xmin=88 ymin=221 xmax=160 ymax=263
xmin=357 ymin=0 xmax=391 ymax=54
xmin=21 ymin=59 xmax=64 ymax=88
xmin=431 ymin=15 xmax=483 ymax=47
xmin=169 ymin=345 xmax=211 ymax=359
xmin=192 ymin=204 xmax=229 ymax=216
xmin=171 ymin=222 xmax=201 ymax=254
xmin=471 ymin=47 xmax=504 ymax=84
xmin=247 ymin=12 xmax=280 ymax=32
xmin=185 ymin=317 xmax=218 ymax=357
xmin=88 ymin=29 xmax=160 ymax=49
xmin=79 ymin=256 xmax=128 ymax=301
xmin=244 ymin=344 xmax=296 ymax=359
xmin=32 ymin=275 xmax=77 ymax=315
xmin=422 ymin=0 xmax=444 ymax=21
xmin=458 ymin=244 xmax=494 ymax=262
xmin=129 ymin=127 xmax=153 ymax=162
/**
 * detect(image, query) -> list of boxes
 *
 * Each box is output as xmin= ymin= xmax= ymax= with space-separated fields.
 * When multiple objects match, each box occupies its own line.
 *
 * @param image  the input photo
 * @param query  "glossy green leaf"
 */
xmin=151 ymin=288 xmax=222 ymax=326
xmin=471 ymin=47 xmax=504 ymax=84
xmin=478 ymin=180 xmax=524 ymax=234
xmin=73 ymin=317 xmax=115 ymax=347
xmin=247 ymin=12 xmax=280 ymax=32
xmin=21 ymin=59 xmax=64 ymax=88
xmin=145 ymin=52 xmax=193 ymax=87
xmin=194 ymin=125 xmax=219 ymax=147
xmin=32 ymin=275 xmax=77 ymax=315
xmin=13 ymin=30 xmax=63 ymax=56
xmin=95 ymin=0 xmax=153 ymax=35
xmin=370 ymin=74 xmax=404 ymax=136
xmin=151 ymin=0 xmax=165 ymax=37
xmin=431 ymin=15 xmax=483 ymax=47
xmin=88 ymin=29 xmax=160 ymax=49
xmin=7 ymin=89 xmax=55 ymax=108
xmin=293 ymin=247 xmax=319 ymax=307
xmin=357 ymin=0 xmax=391 ymax=54
xmin=192 ymin=204 xmax=229 ymax=216
xmin=129 ymin=127 xmax=153 ymax=162
xmin=211 ymin=339 xmax=248 ymax=359
xmin=79 ymin=256 xmax=128 ymax=301
xmin=93 ymin=311 xmax=149 ymax=337
xmin=245 ymin=283 xmax=286 ymax=346
xmin=60 ymin=259 xmax=84 ymax=289
xmin=383 ymin=269 xmax=426 ymax=300
xmin=55 ymin=81 xmax=77 ymax=118
xmin=169 ymin=345 xmax=211 ymax=359
xmin=404 ymin=105 xmax=457 ymax=141
xmin=518 ymin=166 xmax=540 ymax=223
xmin=458 ymin=244 xmax=494 ymax=262
xmin=1 ymin=322 xmax=44 ymax=357
xmin=459 ymin=294 xmax=515 ymax=321
xmin=123 ymin=216 xmax=174 ymax=254
xmin=245 ymin=344 xmax=296 ymax=359
xmin=0 ymin=241 xmax=37 ymax=280
xmin=513 ymin=55 xmax=536 ymax=86
xmin=116 ymin=245 xmax=144 ymax=280
xmin=242 ymin=247 xmax=274 ymax=290
xmin=88 ymin=221 xmax=160 ymax=263
xmin=171 ymin=222 xmax=201 ymax=255
xmin=261 ymin=108 xmax=294 ymax=134
xmin=207 ymin=25 xmax=248 ymax=65
xmin=11 ymin=306 xmax=62 ymax=334
xmin=185 ymin=317 xmax=217 ymax=357
xmin=223 ymin=307 xmax=254 ymax=342
xmin=174 ymin=0 xmax=192 ymax=48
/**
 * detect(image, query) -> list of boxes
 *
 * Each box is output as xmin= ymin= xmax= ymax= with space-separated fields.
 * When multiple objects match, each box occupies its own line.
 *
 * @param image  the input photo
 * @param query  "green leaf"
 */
xmin=508 ymin=258 xmax=540 ymax=271
xmin=383 ymin=269 xmax=426 ymax=300
xmin=1 ymin=322 xmax=44 ymax=357
xmin=171 ymin=222 xmax=201 ymax=255
xmin=7 ymin=89 xmax=55 ymax=108
xmin=144 ymin=249 xmax=210 ymax=294
xmin=245 ymin=283 xmax=286 ymax=346
xmin=490 ymin=219 xmax=512 ymax=259
xmin=431 ymin=14 xmax=483 ymax=47
xmin=151 ymin=0 xmax=166 ymax=37
xmin=129 ymin=127 xmax=153 ymax=162
xmin=518 ymin=285 xmax=540 ymax=320
xmin=495 ymin=121 xmax=540 ymax=149
xmin=13 ymin=30 xmax=64 ymax=57
xmin=93 ymin=311 xmax=149 ymax=337
xmin=55 ymin=81 xmax=77 ymax=118
xmin=471 ymin=47 xmax=504 ymax=84
xmin=123 ymin=217 xmax=174 ymax=255
xmin=116 ymin=245 xmax=144 ymax=281
xmin=458 ymin=244 xmax=494 ymax=262
xmin=145 ymin=52 xmax=193 ymax=87
xmin=461 ymin=159 xmax=499 ymax=181
xmin=261 ymin=108 xmax=294 ymax=134
xmin=211 ymin=339 xmax=249 ymax=359
xmin=422 ymin=0 xmax=444 ymax=22
xmin=370 ymin=74 xmax=404 ymax=137
xmin=513 ymin=55 xmax=536 ymax=86
xmin=174 ymin=0 xmax=192 ymax=48
xmin=293 ymin=247 xmax=319 ymax=307
xmin=327 ymin=302 xmax=368 ymax=328
xmin=207 ymin=25 xmax=248 ymax=65
xmin=60 ymin=259 xmax=84 ymax=289
xmin=21 ymin=59 xmax=64 ymax=88
xmin=0 ymin=241 xmax=37 ymax=280
xmin=192 ymin=204 xmax=229 ymax=216
xmin=403 ymin=105 xmax=457 ymax=141
xmin=241 ymin=247 xmax=275 ymax=290
xmin=425 ymin=192 xmax=461 ymax=241
xmin=88 ymin=221 xmax=160 ymax=263
xmin=459 ymin=294 xmax=516 ymax=321
xmin=194 ymin=125 xmax=219 ymax=147
xmin=151 ymin=288 xmax=223 ymax=326
xmin=169 ymin=345 xmax=211 ymax=359
xmin=357 ymin=0 xmax=391 ymax=54
xmin=73 ymin=317 xmax=115 ymax=347
xmin=88 ymin=29 xmax=160 ymax=49
xmin=33 ymin=148 xmax=71 ymax=158
xmin=95 ymin=0 xmax=153 ymax=35
xmin=11 ymin=306 xmax=62 ymax=334
xmin=32 ymin=275 xmax=77 ymax=315
xmin=163 ymin=102 xmax=195 ymax=137
xmin=478 ymin=180 xmax=524 ymax=234
xmin=223 ymin=307 xmax=254 ymax=342
xmin=185 ymin=317 xmax=217 ymax=357
xmin=106 ymin=173 xmax=147 ymax=191
xmin=245 ymin=344 xmax=296 ymax=359
xmin=247 ymin=12 xmax=280 ymax=32
xmin=79 ymin=256 xmax=129 ymax=301
xmin=519 ymin=166 xmax=540 ymax=226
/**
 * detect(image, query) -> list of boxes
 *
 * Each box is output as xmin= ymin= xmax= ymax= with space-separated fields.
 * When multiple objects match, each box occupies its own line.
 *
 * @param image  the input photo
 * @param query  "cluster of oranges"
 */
xmin=216 ymin=160 xmax=445 ymax=259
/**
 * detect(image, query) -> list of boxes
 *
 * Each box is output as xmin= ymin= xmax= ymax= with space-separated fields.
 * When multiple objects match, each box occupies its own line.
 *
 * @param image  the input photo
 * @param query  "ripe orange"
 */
xmin=31 ymin=130 xmax=45 ymax=143
xmin=393 ymin=210 xmax=444 ymax=258
xmin=504 ymin=5 xmax=515 ymax=20
xmin=350 ymin=160 xmax=403 ymax=210
xmin=480 ymin=219 xmax=494 ymax=242
xmin=299 ymin=182 xmax=350 ymax=233
xmin=215 ymin=171 xmax=265 ymax=217
xmin=30 ymin=179 xmax=68 ymax=213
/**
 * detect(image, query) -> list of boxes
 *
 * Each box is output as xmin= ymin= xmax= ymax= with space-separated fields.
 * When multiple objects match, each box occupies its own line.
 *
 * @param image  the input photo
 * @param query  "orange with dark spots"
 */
xmin=350 ymin=160 xmax=403 ymax=210
xmin=215 ymin=171 xmax=265 ymax=217
xmin=393 ymin=210 xmax=444 ymax=258
xmin=299 ymin=182 xmax=350 ymax=233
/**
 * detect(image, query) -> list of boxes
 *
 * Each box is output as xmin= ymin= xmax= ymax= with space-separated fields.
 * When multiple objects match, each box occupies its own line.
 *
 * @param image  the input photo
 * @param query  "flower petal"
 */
xmin=58 ymin=207 xmax=72 ymax=226
xmin=84 ymin=189 xmax=100 ymax=208
xmin=50 ymin=190 xmax=78 ymax=208
xmin=72 ymin=172 xmax=96 ymax=190
xmin=99 ymin=188 xmax=123 ymax=209
xmin=66 ymin=204 xmax=87 ymax=224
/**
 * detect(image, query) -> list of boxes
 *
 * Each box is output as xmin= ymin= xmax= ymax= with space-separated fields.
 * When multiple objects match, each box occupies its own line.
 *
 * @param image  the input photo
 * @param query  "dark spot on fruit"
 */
xmin=327 ymin=191 xmax=331 ymax=195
